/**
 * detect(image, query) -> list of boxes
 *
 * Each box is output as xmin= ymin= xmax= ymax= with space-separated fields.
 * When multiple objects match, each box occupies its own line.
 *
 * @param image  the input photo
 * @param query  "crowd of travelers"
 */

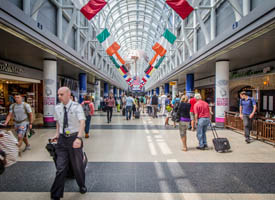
xmin=0 ymin=87 xmax=256 ymax=200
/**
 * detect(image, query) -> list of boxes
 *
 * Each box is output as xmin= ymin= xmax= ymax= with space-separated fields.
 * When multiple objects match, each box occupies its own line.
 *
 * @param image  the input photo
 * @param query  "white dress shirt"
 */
xmin=54 ymin=100 xmax=86 ymax=134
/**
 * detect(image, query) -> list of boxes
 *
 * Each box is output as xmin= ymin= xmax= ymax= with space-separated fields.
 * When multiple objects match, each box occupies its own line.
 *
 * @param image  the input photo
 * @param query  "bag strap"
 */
xmin=210 ymin=123 xmax=219 ymax=138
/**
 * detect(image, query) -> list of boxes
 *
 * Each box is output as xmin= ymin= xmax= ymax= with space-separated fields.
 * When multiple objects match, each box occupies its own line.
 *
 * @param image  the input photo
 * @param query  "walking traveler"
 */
xmin=239 ymin=91 xmax=257 ymax=143
xmin=50 ymin=87 xmax=86 ymax=200
xmin=151 ymin=93 xmax=159 ymax=118
xmin=81 ymin=96 xmax=94 ymax=138
xmin=3 ymin=93 xmax=32 ymax=155
xmin=194 ymin=93 xmax=211 ymax=150
xmin=125 ymin=94 xmax=135 ymax=120
xmin=177 ymin=95 xmax=191 ymax=151
xmin=104 ymin=93 xmax=115 ymax=123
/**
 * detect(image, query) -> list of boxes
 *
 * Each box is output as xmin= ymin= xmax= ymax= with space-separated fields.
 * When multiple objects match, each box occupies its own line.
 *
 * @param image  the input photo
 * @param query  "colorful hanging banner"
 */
xmin=166 ymin=0 xmax=194 ymax=20
xmin=80 ymin=0 xmax=107 ymax=20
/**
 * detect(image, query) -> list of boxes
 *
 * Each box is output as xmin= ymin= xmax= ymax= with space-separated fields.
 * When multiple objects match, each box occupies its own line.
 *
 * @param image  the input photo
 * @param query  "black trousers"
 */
xmin=51 ymin=134 xmax=85 ymax=198
xmin=107 ymin=106 xmax=113 ymax=122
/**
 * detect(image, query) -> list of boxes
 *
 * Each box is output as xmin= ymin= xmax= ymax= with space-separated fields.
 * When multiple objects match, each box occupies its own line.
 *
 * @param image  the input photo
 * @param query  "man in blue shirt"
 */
xmin=239 ymin=91 xmax=257 ymax=143
xmin=125 ymin=94 xmax=135 ymax=120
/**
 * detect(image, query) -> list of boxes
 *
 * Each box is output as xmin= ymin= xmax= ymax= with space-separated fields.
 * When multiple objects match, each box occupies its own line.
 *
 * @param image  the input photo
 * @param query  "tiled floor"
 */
xmin=1 ymin=112 xmax=275 ymax=200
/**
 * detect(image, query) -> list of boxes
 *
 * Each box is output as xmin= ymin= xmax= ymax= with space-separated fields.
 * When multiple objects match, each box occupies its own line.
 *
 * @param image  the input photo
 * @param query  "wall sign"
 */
xmin=0 ymin=62 xmax=24 ymax=74
xmin=0 ymin=59 xmax=42 ymax=80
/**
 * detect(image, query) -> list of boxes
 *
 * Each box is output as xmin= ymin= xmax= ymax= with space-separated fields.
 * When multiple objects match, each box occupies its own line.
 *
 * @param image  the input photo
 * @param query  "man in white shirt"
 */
xmin=160 ymin=92 xmax=168 ymax=115
xmin=50 ymin=87 xmax=86 ymax=200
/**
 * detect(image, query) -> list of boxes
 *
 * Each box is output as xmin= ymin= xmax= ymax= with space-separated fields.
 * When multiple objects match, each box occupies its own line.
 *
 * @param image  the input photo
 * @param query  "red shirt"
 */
xmin=194 ymin=100 xmax=210 ymax=118
xmin=190 ymin=97 xmax=197 ymax=113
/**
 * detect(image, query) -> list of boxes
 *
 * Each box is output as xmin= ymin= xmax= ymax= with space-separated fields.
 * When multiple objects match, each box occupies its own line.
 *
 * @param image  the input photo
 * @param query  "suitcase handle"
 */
xmin=210 ymin=123 xmax=219 ymax=138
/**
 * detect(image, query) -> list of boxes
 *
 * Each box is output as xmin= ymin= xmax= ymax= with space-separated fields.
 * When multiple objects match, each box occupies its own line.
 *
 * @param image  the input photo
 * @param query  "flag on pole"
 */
xmin=81 ymin=0 xmax=107 ymax=20
xmin=166 ymin=0 xmax=194 ymax=20
xmin=106 ymin=42 xmax=120 ymax=56
xmin=119 ymin=65 xmax=128 ymax=74
xmin=109 ymin=56 xmax=120 ymax=68
xmin=97 ymin=29 xmax=121 ymax=56
xmin=144 ymin=65 xmax=154 ymax=74
xmin=96 ymin=29 xmax=113 ymax=50
xmin=148 ymin=68 xmax=155 ymax=76
xmin=152 ymin=29 xmax=176 ymax=56
xmin=154 ymin=56 xmax=165 ymax=69
xmin=142 ymin=77 xmax=147 ymax=83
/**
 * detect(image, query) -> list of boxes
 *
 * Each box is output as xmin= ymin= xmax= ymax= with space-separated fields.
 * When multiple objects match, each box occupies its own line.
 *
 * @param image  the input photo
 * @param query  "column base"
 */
xmin=43 ymin=117 xmax=56 ymax=127
xmin=215 ymin=122 xmax=224 ymax=128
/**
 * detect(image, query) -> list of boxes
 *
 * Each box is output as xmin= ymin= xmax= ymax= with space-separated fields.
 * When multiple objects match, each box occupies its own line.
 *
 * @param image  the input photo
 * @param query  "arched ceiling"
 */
xmin=103 ymin=0 xmax=171 ymax=59
xmin=78 ymin=0 xmax=173 ymax=76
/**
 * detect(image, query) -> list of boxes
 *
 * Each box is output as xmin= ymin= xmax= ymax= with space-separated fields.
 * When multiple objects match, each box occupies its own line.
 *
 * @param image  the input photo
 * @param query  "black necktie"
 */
xmin=63 ymin=106 xmax=68 ymax=134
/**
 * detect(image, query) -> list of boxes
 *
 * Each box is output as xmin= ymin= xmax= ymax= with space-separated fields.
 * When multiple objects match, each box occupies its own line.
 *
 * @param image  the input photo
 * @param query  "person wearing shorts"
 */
xmin=177 ymin=95 xmax=191 ymax=151
xmin=4 ymin=93 xmax=33 ymax=155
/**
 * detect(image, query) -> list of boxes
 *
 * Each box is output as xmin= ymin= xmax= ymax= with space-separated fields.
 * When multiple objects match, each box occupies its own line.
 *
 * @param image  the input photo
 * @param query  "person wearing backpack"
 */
xmin=3 ymin=93 xmax=33 ymax=155
xmin=239 ymin=91 xmax=257 ymax=144
xmin=81 ymin=96 xmax=94 ymax=138
xmin=171 ymin=94 xmax=181 ymax=127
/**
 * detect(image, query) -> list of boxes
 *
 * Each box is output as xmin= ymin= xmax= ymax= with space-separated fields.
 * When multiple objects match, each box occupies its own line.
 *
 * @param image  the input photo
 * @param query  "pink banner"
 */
xmin=44 ymin=117 xmax=55 ymax=122
xmin=215 ymin=117 xmax=225 ymax=123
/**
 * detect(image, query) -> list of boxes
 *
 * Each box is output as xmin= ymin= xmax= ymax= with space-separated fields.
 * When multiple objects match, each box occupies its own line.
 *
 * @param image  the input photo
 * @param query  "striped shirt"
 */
xmin=0 ymin=130 xmax=18 ymax=167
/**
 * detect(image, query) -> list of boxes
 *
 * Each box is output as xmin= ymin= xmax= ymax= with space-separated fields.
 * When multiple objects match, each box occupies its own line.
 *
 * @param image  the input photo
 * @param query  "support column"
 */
xmin=79 ymin=73 xmax=87 ymax=103
xmin=165 ymin=83 xmax=169 ymax=96
xmin=57 ymin=0 xmax=62 ymax=40
xmin=186 ymin=74 xmax=194 ymax=97
xmin=210 ymin=0 xmax=216 ymax=40
xmin=119 ymin=89 xmax=122 ymax=97
xmin=243 ymin=0 xmax=251 ymax=16
xmin=113 ymin=86 xmax=117 ymax=97
xmin=43 ymin=60 xmax=57 ymax=127
xmin=94 ymin=80 xmax=101 ymax=111
xmin=104 ymin=82 xmax=109 ymax=98
xmin=156 ymin=87 xmax=160 ymax=96
xmin=215 ymin=61 xmax=229 ymax=127
xmin=172 ymin=81 xmax=178 ymax=99
xmin=23 ymin=0 xmax=31 ymax=16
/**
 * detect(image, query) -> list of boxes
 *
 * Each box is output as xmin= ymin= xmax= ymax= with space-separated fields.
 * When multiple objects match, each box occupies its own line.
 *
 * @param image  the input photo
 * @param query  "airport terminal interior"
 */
xmin=0 ymin=0 xmax=275 ymax=199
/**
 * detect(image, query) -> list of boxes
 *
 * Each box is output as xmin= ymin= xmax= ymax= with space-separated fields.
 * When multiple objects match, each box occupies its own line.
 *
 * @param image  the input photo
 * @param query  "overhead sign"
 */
xmin=170 ymin=81 xmax=176 ymax=86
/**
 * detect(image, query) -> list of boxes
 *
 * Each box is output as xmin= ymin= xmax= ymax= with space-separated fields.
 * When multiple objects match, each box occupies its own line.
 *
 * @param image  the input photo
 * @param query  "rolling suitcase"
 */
xmin=135 ymin=111 xmax=140 ymax=119
xmin=211 ymin=124 xmax=231 ymax=152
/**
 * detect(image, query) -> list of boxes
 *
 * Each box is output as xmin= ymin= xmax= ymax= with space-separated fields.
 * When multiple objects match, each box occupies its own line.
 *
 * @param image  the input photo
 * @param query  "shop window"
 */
xmin=260 ymin=90 xmax=275 ymax=114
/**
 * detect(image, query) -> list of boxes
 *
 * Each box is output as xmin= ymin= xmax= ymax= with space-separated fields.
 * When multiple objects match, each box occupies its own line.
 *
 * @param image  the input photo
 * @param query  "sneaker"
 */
xmin=196 ymin=146 xmax=205 ymax=150
xmin=245 ymin=138 xmax=250 ymax=144
xmin=22 ymin=145 xmax=31 ymax=152
xmin=85 ymin=133 xmax=89 ymax=138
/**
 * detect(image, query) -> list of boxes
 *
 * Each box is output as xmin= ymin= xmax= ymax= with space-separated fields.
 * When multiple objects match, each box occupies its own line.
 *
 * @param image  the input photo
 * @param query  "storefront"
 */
xmin=194 ymin=76 xmax=215 ymax=102
xmin=0 ymin=60 xmax=43 ymax=123
xmin=229 ymin=61 xmax=275 ymax=116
